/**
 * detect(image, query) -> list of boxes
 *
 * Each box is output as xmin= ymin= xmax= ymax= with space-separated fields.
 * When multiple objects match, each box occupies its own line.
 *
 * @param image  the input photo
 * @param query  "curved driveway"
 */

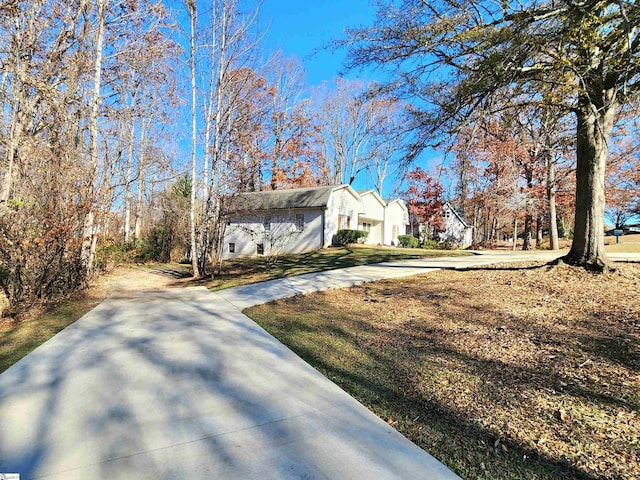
xmin=1 ymin=251 xmax=634 ymax=479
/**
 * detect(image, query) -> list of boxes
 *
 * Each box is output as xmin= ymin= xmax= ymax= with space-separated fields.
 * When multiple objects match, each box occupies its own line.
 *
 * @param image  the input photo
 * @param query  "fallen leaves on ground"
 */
xmin=248 ymin=260 xmax=640 ymax=480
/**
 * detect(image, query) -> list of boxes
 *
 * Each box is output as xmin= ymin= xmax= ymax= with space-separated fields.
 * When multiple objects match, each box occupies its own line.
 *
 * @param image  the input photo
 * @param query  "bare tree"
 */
xmin=0 ymin=1 xmax=178 ymax=314
xmin=186 ymin=0 xmax=201 ymax=278
xmin=191 ymin=0 xmax=264 ymax=277
xmin=313 ymin=78 xmax=408 ymax=190
xmin=342 ymin=0 xmax=640 ymax=269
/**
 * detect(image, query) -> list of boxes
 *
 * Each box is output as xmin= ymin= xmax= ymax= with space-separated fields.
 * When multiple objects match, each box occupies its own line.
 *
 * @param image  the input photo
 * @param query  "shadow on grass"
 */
xmin=137 ymin=264 xmax=192 ymax=280
xmin=257 ymin=315 xmax=600 ymax=480
xmin=248 ymin=282 xmax=638 ymax=480
xmin=177 ymin=247 xmax=468 ymax=291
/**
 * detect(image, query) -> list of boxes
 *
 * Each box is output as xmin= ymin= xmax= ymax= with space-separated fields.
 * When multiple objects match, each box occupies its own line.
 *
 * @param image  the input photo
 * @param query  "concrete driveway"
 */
xmin=1 ymin=251 xmax=635 ymax=478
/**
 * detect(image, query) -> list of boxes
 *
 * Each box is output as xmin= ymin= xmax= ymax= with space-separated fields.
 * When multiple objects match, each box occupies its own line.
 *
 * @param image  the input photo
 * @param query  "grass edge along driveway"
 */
xmin=0 ymin=246 xmax=469 ymax=373
xmin=246 ymin=260 xmax=640 ymax=480
xmin=200 ymin=245 xmax=471 ymax=291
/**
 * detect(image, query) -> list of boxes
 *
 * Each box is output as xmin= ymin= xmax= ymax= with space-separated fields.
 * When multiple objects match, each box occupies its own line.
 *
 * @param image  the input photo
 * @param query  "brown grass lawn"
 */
xmin=246 ymin=261 xmax=640 ymax=480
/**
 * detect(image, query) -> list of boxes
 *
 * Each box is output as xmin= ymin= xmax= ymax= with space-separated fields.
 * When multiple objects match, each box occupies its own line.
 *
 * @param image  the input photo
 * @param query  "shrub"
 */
xmin=422 ymin=238 xmax=438 ymax=249
xmin=438 ymin=241 xmax=457 ymax=250
xmin=95 ymin=240 xmax=139 ymax=268
xmin=335 ymin=229 xmax=369 ymax=245
xmin=398 ymin=234 xmax=419 ymax=248
xmin=0 ymin=204 xmax=87 ymax=315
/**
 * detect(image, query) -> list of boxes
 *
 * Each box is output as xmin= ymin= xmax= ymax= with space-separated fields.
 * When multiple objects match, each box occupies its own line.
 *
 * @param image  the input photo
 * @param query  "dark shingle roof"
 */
xmin=228 ymin=185 xmax=342 ymax=212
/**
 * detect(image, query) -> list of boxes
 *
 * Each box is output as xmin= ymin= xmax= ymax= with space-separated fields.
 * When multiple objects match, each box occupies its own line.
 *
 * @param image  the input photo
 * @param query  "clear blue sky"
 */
xmin=256 ymin=0 xmax=377 ymax=87
xmin=255 ymin=0 xmax=441 ymax=194
xmin=170 ymin=0 xmax=439 ymax=195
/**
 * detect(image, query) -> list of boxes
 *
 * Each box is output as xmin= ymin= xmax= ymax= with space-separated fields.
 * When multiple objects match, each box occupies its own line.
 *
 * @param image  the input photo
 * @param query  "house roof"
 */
xmin=228 ymin=185 xmax=352 ymax=212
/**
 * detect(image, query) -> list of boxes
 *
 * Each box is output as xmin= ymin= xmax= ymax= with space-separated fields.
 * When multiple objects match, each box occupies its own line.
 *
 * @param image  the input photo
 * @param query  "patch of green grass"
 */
xmin=203 ymin=245 xmax=470 ymax=290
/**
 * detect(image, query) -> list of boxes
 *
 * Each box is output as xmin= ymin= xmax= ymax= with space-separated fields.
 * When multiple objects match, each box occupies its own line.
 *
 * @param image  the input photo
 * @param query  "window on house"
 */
xmin=444 ymin=211 xmax=451 ymax=218
xmin=228 ymin=242 xmax=235 ymax=253
xmin=263 ymin=217 xmax=271 ymax=231
xmin=361 ymin=222 xmax=371 ymax=232
xmin=295 ymin=213 xmax=304 ymax=232
xmin=257 ymin=243 xmax=264 ymax=255
xmin=338 ymin=214 xmax=351 ymax=230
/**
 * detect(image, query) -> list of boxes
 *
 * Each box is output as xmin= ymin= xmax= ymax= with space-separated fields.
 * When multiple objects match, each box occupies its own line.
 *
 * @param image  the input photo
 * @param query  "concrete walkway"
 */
xmin=216 ymin=250 xmax=566 ymax=310
xmin=0 ymin=251 xmax=636 ymax=479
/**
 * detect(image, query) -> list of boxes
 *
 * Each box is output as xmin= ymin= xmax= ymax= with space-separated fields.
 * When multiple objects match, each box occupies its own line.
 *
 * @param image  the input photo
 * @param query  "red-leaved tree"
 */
xmin=403 ymin=168 xmax=444 ymax=240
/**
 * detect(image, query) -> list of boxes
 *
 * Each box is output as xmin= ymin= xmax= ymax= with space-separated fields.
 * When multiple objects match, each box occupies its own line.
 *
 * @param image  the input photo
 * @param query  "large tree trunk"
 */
xmin=522 ymin=214 xmax=533 ymax=250
xmin=565 ymin=96 xmax=616 ymax=270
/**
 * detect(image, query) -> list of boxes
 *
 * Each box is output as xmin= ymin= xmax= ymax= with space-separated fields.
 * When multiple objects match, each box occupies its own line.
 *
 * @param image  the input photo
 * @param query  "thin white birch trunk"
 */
xmin=135 ymin=121 xmax=147 ymax=241
xmin=124 ymin=120 xmax=135 ymax=245
xmin=187 ymin=0 xmax=201 ymax=278
xmin=82 ymin=0 xmax=105 ymax=273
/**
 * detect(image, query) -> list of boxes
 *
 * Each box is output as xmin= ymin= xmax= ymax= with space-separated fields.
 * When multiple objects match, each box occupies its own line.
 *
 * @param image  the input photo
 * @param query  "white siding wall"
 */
xmin=223 ymin=208 xmax=324 ymax=259
xmin=324 ymin=187 xmax=363 ymax=246
xmin=359 ymin=193 xmax=384 ymax=220
xmin=359 ymin=192 xmax=385 ymax=244
xmin=384 ymin=201 xmax=409 ymax=246
xmin=359 ymin=220 xmax=383 ymax=244
xmin=438 ymin=204 xmax=473 ymax=248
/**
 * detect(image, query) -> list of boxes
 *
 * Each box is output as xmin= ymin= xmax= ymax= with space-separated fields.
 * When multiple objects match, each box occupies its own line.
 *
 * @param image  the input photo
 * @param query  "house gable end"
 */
xmin=443 ymin=202 xmax=470 ymax=228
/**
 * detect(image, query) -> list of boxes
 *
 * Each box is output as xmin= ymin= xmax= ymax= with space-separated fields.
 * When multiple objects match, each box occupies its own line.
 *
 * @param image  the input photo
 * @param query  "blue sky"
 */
xmin=257 ymin=0 xmax=377 ymax=87
xmin=255 ymin=0 xmax=441 ymax=195
xmin=168 ymin=0 xmax=439 ymax=196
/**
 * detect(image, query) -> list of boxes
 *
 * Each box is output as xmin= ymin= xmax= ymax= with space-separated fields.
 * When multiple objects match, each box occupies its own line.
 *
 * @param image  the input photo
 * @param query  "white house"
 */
xmin=357 ymin=190 xmax=386 ymax=244
xmin=406 ymin=202 xmax=473 ymax=248
xmin=384 ymin=198 xmax=410 ymax=246
xmin=439 ymin=202 xmax=473 ymax=248
xmin=222 ymin=185 xmax=409 ymax=259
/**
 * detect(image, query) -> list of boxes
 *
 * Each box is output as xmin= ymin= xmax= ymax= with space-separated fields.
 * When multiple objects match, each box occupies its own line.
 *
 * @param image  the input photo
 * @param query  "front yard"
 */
xmin=0 ymin=246 xmax=466 ymax=373
xmin=246 ymin=261 xmax=640 ymax=480
xmin=200 ymin=245 xmax=470 ymax=290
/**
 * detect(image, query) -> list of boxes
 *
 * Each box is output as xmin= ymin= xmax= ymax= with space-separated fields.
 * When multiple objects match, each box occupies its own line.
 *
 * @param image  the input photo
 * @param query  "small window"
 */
xmin=361 ymin=222 xmax=371 ymax=232
xmin=257 ymin=243 xmax=264 ymax=255
xmin=228 ymin=242 xmax=235 ymax=253
xmin=295 ymin=213 xmax=304 ymax=232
